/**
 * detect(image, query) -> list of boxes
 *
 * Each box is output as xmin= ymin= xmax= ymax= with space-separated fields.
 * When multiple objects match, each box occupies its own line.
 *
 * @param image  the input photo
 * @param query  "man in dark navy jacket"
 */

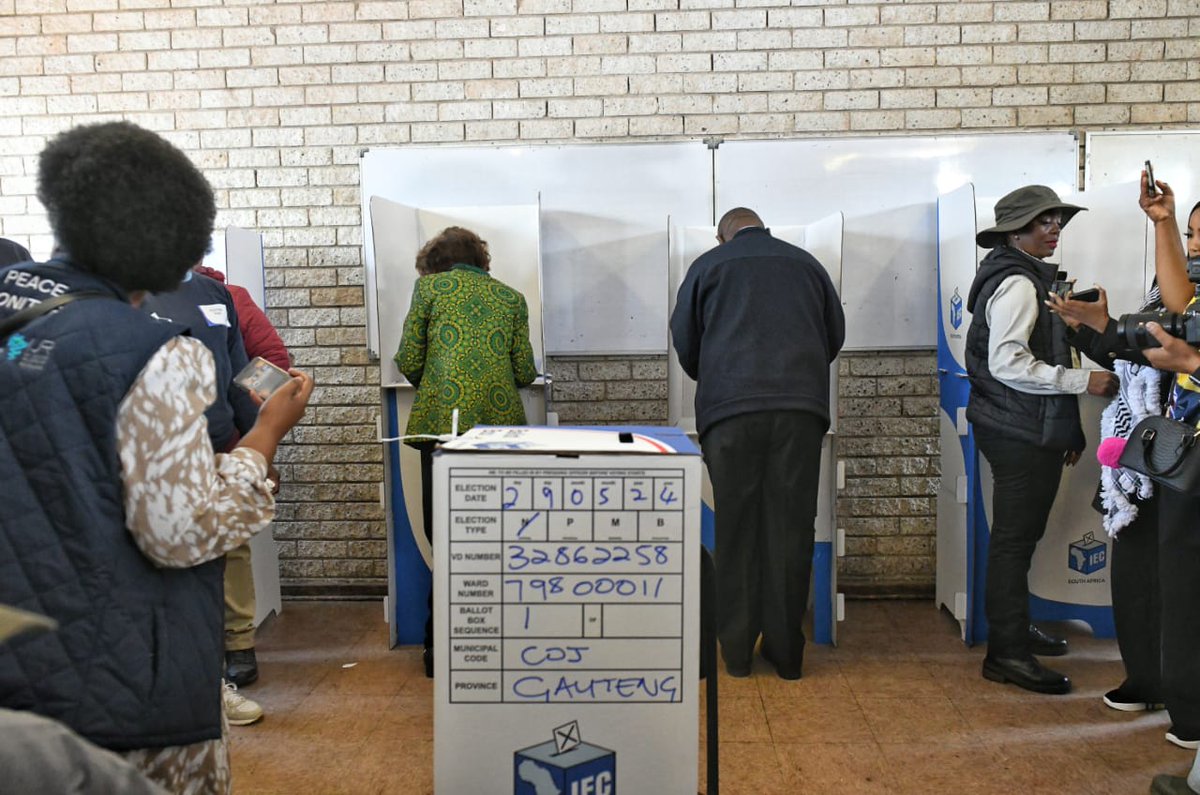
xmin=671 ymin=207 xmax=845 ymax=680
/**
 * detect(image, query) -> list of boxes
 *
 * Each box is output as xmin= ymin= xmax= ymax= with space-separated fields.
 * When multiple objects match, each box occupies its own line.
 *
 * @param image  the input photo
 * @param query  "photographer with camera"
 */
xmin=966 ymin=185 xmax=1119 ymax=696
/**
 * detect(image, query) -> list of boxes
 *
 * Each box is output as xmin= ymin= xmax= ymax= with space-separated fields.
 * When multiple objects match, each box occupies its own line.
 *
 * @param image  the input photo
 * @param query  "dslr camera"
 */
xmin=1115 ymin=258 xmax=1200 ymax=351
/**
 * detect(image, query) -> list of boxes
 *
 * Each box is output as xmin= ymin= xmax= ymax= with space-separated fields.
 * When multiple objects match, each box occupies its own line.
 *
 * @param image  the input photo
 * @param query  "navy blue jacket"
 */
xmin=141 ymin=272 xmax=257 ymax=452
xmin=0 ymin=259 xmax=226 ymax=751
xmin=670 ymin=227 xmax=845 ymax=436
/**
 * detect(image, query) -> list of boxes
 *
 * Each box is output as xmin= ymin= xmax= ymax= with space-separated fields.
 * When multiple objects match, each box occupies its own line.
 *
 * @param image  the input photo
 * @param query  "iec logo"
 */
xmin=949 ymin=287 xmax=963 ymax=330
xmin=1068 ymin=531 xmax=1107 ymax=575
xmin=515 ymin=720 xmax=615 ymax=795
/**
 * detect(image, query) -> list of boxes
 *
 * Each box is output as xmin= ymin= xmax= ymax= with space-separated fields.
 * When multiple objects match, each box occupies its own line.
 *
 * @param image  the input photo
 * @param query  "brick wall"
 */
xmin=2 ymin=0 xmax=1199 ymax=596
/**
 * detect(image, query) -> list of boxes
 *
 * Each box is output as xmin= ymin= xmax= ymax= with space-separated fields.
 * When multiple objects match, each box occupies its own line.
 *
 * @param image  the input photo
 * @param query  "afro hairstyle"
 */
xmin=414 ymin=226 xmax=491 ymax=276
xmin=37 ymin=121 xmax=215 ymax=294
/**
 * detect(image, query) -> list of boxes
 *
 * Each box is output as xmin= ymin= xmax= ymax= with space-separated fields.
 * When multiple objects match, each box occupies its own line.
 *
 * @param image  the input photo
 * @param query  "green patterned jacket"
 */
xmin=395 ymin=263 xmax=538 ymax=442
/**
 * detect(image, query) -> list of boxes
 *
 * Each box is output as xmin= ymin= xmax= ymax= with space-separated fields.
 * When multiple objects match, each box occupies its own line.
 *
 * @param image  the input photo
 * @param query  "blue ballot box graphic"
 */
xmin=1068 ymin=531 xmax=1107 ymax=575
xmin=514 ymin=721 xmax=615 ymax=795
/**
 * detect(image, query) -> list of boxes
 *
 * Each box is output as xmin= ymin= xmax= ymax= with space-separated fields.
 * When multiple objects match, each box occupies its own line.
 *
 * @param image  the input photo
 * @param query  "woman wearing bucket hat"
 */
xmin=965 ymin=185 xmax=1118 ymax=695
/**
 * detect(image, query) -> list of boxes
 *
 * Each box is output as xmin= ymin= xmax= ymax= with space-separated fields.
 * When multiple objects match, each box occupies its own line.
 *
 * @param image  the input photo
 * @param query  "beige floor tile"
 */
xmin=857 ymin=694 xmax=976 ymax=745
xmin=762 ymin=695 xmax=874 ymax=743
xmin=776 ymin=741 xmax=891 ymax=795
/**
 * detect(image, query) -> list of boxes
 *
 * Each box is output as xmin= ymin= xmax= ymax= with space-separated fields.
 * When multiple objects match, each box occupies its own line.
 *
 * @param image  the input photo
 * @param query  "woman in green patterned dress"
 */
xmin=394 ymin=225 xmax=538 ymax=675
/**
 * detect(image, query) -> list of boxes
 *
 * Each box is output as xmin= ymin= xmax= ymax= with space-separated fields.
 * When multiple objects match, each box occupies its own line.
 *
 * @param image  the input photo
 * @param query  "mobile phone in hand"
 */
xmin=1070 ymin=287 xmax=1101 ymax=303
xmin=1146 ymin=160 xmax=1157 ymax=196
xmin=234 ymin=357 xmax=291 ymax=401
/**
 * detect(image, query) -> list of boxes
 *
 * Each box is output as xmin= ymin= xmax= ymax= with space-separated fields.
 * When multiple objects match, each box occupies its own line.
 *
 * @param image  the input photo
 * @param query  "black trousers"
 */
xmin=701 ymin=410 xmax=826 ymax=674
xmin=1159 ymin=487 xmax=1200 ymax=734
xmin=1110 ymin=496 xmax=1162 ymax=700
xmin=974 ymin=428 xmax=1065 ymax=658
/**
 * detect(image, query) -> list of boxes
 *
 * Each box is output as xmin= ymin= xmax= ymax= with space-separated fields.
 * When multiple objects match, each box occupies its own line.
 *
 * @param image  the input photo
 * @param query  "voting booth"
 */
xmin=935 ymin=182 xmax=1151 ymax=643
xmin=368 ymin=197 xmax=550 ymax=645
xmin=203 ymin=225 xmax=283 ymax=627
xmin=432 ymin=425 xmax=701 ymax=795
xmin=667 ymin=216 xmax=845 ymax=644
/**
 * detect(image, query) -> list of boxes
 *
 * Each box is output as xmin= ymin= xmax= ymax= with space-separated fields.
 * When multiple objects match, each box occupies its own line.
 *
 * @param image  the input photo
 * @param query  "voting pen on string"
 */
xmin=377 ymin=407 xmax=461 ymax=443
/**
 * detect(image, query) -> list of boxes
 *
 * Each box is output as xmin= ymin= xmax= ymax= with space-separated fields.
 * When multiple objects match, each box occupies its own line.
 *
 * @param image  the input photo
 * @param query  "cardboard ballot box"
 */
xmin=433 ymin=426 xmax=701 ymax=795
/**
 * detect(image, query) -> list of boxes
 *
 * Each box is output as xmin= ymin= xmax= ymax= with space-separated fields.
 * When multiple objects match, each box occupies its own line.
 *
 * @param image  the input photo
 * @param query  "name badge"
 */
xmin=199 ymin=303 xmax=230 ymax=327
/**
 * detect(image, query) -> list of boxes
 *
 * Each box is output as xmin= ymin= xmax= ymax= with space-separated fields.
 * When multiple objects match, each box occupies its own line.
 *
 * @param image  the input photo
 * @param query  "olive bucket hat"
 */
xmin=976 ymin=185 xmax=1086 ymax=249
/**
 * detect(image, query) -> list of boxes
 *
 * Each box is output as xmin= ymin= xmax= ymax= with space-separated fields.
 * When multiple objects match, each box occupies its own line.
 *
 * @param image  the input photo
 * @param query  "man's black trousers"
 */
xmin=701 ymin=410 xmax=826 ymax=675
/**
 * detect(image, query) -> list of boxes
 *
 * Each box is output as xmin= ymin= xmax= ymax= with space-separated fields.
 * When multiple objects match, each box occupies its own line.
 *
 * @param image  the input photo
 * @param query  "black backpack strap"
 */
xmin=0 ymin=290 xmax=109 ymax=342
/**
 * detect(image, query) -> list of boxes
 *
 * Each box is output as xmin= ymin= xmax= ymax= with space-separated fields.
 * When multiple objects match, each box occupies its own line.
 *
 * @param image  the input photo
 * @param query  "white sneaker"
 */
xmin=222 ymin=680 xmax=263 ymax=726
xmin=1166 ymin=728 xmax=1200 ymax=750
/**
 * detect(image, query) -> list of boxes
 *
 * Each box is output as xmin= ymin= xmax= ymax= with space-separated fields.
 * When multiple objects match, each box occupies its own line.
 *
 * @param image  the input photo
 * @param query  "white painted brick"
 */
xmin=228 ymin=108 xmax=281 ymax=128
xmin=961 ymin=24 xmax=1017 ymax=44
xmin=572 ymin=0 xmax=625 ymax=12
xmin=465 ymin=119 xmax=520 ymax=139
xmin=465 ymin=0 xmax=516 ymax=14
xmin=600 ymin=54 xmax=657 ymax=73
xmin=520 ymin=0 xmax=570 ymax=12
xmin=226 ymin=67 xmax=279 ymax=88
xmin=938 ymin=3 xmax=993 ymax=23
xmin=737 ymin=30 xmax=791 ymax=49
xmin=992 ymin=85 xmax=1048 ymax=105
xmin=903 ymin=25 xmax=959 ymax=46
xmin=1131 ymin=103 xmax=1187 ymax=123
xmin=410 ymin=39 xmax=465 ymax=61
xmin=21 ymin=75 xmax=71 ymax=94
xmin=1165 ymin=38 xmax=1200 ymax=59
xmin=304 ymin=44 xmax=360 ymax=64
xmin=1076 ymin=20 xmax=1133 ymax=40
xmin=573 ymin=34 xmax=630 ymax=54
xmin=1108 ymin=40 xmax=1166 ymax=60
xmin=196 ymin=7 xmax=247 ymax=27
xmin=334 ymin=64 xmax=385 ymax=83
xmin=548 ymin=56 xmax=601 ymax=76
xmin=439 ymin=99 xmax=492 ymax=120
xmin=849 ymin=109 xmax=904 ymax=130
xmin=494 ymin=59 xmax=547 ymax=78
xmin=993 ymin=44 xmax=1048 ymax=63
xmin=464 ymin=38 xmax=517 ymax=58
xmin=276 ymin=25 xmax=330 ymax=45
xmin=232 ymin=188 xmax=282 ymax=208
xmin=962 ymin=107 xmax=1018 ymax=126
xmin=713 ymin=51 xmax=765 ymax=71
xmin=679 ymin=0 xmax=731 ymax=8
xmin=494 ymin=98 xmax=546 ymax=118
xmin=1110 ymin=0 xmax=1168 ymax=16
xmin=412 ymin=81 xmax=465 ymax=101
xmin=1016 ymin=22 xmax=1074 ymax=42
xmin=601 ymin=12 xmax=654 ymax=31
xmin=994 ymin=2 xmax=1050 ymax=22
xmin=713 ymin=92 xmax=767 ymax=113
xmin=491 ymin=17 xmax=545 ymax=36
xmin=962 ymin=65 xmax=1016 ymax=85
xmin=795 ymin=69 xmax=849 ymax=91
xmin=250 ymin=86 xmax=307 ymax=106
xmin=849 ymin=27 xmax=905 ymax=48
xmin=1018 ymin=63 xmax=1075 ymax=83
xmin=602 ymin=95 xmax=657 ymax=114
xmin=738 ymin=71 xmax=791 ymax=91
xmin=1017 ymin=105 xmax=1074 ymax=125
xmin=683 ymin=113 xmax=737 ymax=134
xmin=464 ymin=79 xmax=518 ymax=99
xmin=1130 ymin=61 xmax=1177 ymax=81
xmin=573 ymin=117 xmax=628 ymax=136
xmin=385 ymin=102 xmax=438 ymax=122
xmin=250 ymin=5 xmax=304 ymax=24
xmin=659 ymin=92 xmax=713 ymax=112
xmin=738 ymin=113 xmax=792 ymax=133
xmin=1170 ymin=0 xmax=1200 ymax=13
xmin=518 ymin=118 xmax=572 ymax=138
xmin=381 ymin=20 xmax=436 ymax=40
xmin=766 ymin=8 xmax=822 ymax=27
xmin=434 ymin=18 xmax=489 ymax=38
xmin=42 ymin=14 xmax=94 ymax=34
xmin=547 ymin=15 xmax=599 ymax=34
xmin=170 ymin=29 xmax=222 ymax=49
xmin=654 ymin=11 xmax=711 ymax=31
xmin=409 ymin=0 xmax=464 ymax=18
xmin=879 ymin=87 xmax=936 ymax=108
xmin=574 ymin=75 xmax=629 ymax=94
xmin=519 ymin=77 xmax=574 ymax=96
xmin=792 ymin=27 xmax=848 ymax=48
xmin=519 ymin=35 xmax=572 ymax=56
xmin=1046 ymin=83 xmax=1104 ymax=104
xmin=280 ymin=66 xmax=332 ymax=85
xmin=1075 ymin=62 xmax=1131 ymax=82
xmin=1129 ymin=19 xmax=1177 ymax=38
xmin=46 ymin=93 xmax=97 ymax=113
xmin=68 ymin=73 xmax=120 ymax=92
xmin=767 ymin=92 xmax=819 ymax=111
xmin=225 ymin=27 xmax=277 ymax=48
xmin=67 ymin=33 xmax=118 ymax=52
xmin=199 ymin=128 xmax=251 ymax=149
xmin=1108 ymin=82 xmax=1164 ymax=103
xmin=824 ymin=90 xmax=879 ymax=110
xmin=793 ymin=110 xmax=850 ymax=132
xmin=332 ymin=104 xmax=384 ymax=124
xmin=200 ymin=48 xmax=251 ymax=69
xmin=936 ymin=45 xmax=992 ymax=66
xmin=906 ymin=108 xmax=961 ymax=129
xmin=548 ymin=96 xmax=603 ymax=116
xmin=92 ymin=12 xmax=144 ymax=31
xmin=682 ymin=31 xmax=738 ymax=51
xmin=850 ymin=68 xmax=904 ymax=88
xmin=825 ymin=7 xmax=878 ymax=26
xmin=1051 ymin=0 xmax=1108 ymax=19
xmin=825 ymin=49 xmax=880 ymax=69
xmin=305 ymin=85 xmax=358 ymax=105
xmin=904 ymin=66 xmax=962 ymax=87
xmin=629 ymin=0 xmax=675 ymax=9
xmin=121 ymin=70 xmax=171 ymax=91
xmin=629 ymin=32 xmax=682 ymax=52
xmin=18 ymin=35 xmax=66 ymax=57
xmin=629 ymin=72 xmax=682 ymax=92
xmin=713 ymin=9 xmax=765 ymax=29
xmin=44 ymin=54 xmax=94 ymax=74
xmin=1075 ymin=104 xmax=1131 ymax=124
xmin=880 ymin=47 xmax=937 ymax=67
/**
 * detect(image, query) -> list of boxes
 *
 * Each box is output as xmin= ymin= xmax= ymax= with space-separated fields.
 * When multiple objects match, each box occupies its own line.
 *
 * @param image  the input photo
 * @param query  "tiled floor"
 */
xmin=230 ymin=600 xmax=1188 ymax=794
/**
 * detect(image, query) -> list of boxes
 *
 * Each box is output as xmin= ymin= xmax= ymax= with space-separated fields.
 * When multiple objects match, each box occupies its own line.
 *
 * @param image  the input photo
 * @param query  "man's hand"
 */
xmin=1046 ymin=287 xmax=1110 ymax=333
xmin=1063 ymin=450 xmax=1082 ymax=467
xmin=1087 ymin=370 xmax=1119 ymax=397
xmin=1139 ymin=169 xmax=1176 ymax=224
xmin=1140 ymin=322 xmax=1200 ymax=374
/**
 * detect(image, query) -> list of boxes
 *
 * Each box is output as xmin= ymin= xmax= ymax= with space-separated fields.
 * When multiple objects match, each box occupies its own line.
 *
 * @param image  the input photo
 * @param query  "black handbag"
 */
xmin=1118 ymin=415 xmax=1200 ymax=493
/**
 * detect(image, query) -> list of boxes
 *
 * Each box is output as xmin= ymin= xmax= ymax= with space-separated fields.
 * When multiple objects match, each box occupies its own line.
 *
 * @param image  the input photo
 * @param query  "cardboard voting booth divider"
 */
xmin=432 ymin=426 xmax=701 ymax=795
xmin=935 ymin=182 xmax=1149 ymax=644
xmin=370 ymin=199 xmax=550 ymax=646
xmin=667 ymin=217 xmax=845 ymax=645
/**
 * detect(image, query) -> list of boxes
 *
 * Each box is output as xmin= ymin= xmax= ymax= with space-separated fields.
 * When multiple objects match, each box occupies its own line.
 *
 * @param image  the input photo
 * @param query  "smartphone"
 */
xmin=1146 ymin=159 xmax=1157 ymax=196
xmin=234 ymin=356 xmax=292 ymax=401
xmin=1070 ymin=287 xmax=1100 ymax=302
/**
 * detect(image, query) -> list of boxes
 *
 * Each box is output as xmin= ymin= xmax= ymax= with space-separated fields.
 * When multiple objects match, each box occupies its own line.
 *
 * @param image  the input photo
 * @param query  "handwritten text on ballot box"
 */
xmin=432 ymin=426 xmax=702 ymax=795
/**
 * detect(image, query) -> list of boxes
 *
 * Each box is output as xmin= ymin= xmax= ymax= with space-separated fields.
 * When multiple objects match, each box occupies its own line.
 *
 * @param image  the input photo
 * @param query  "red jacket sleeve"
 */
xmin=228 ymin=284 xmax=291 ymax=370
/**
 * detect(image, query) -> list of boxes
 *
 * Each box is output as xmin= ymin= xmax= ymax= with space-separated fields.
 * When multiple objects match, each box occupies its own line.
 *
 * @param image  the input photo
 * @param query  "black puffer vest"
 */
xmin=0 ymin=260 xmax=225 ymax=751
xmin=965 ymin=246 xmax=1085 ymax=452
